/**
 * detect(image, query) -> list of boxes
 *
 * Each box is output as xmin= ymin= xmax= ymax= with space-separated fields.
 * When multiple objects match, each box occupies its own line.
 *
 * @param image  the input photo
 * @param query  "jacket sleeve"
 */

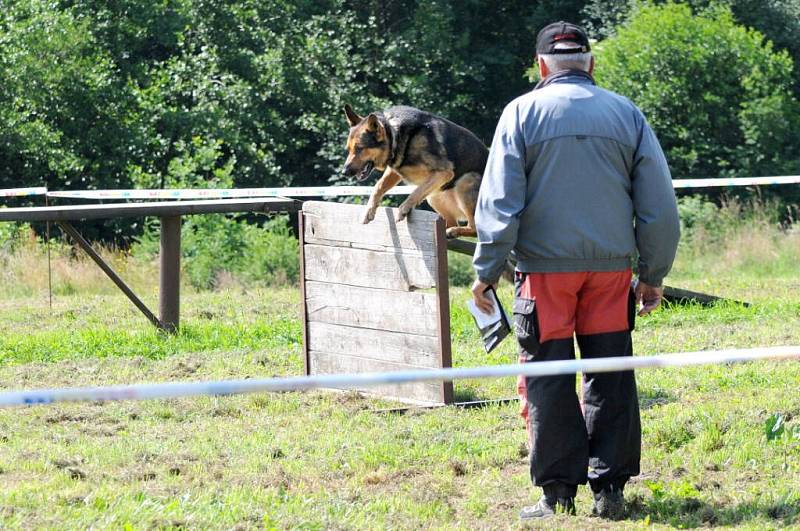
xmin=631 ymin=111 xmax=680 ymax=287
xmin=473 ymin=102 xmax=528 ymax=284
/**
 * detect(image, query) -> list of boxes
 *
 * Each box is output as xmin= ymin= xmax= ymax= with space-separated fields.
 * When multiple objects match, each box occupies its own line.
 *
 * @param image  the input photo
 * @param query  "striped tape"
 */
xmin=1 ymin=346 xmax=797 ymax=408
xmin=46 ymin=186 xmax=416 ymax=200
xmin=671 ymin=175 xmax=800 ymax=188
xmin=36 ymin=175 xmax=800 ymax=200
xmin=1 ymin=187 xmax=48 ymax=198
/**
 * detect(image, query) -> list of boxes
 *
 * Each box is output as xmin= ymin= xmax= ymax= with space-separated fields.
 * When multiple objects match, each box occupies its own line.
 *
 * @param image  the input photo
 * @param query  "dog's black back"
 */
xmin=380 ymin=106 xmax=488 ymax=181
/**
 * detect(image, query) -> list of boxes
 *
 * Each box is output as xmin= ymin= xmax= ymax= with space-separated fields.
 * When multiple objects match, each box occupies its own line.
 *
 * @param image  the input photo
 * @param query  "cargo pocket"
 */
xmin=628 ymin=286 xmax=636 ymax=331
xmin=513 ymin=297 xmax=540 ymax=354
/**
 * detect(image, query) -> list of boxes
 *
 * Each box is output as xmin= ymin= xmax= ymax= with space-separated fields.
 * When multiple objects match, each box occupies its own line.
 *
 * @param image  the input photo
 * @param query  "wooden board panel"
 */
xmin=307 ymin=322 xmax=440 ymax=367
xmin=302 ymin=201 xmax=438 ymax=254
xmin=305 ymin=281 xmax=438 ymax=336
xmin=304 ymin=244 xmax=437 ymax=291
xmin=309 ymin=350 xmax=444 ymax=404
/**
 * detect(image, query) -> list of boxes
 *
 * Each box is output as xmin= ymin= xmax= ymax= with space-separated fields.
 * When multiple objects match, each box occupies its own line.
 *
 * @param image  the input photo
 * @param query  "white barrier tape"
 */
xmin=1 ymin=187 xmax=48 ymax=198
xmin=46 ymin=186 xmax=416 ymax=200
xmin=671 ymin=175 xmax=800 ymax=188
xmin=35 ymin=176 xmax=800 ymax=200
xmin=1 ymin=346 xmax=797 ymax=408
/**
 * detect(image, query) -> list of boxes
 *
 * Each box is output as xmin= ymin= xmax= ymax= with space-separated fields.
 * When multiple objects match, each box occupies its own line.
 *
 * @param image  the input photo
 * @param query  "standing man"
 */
xmin=471 ymin=22 xmax=680 ymax=520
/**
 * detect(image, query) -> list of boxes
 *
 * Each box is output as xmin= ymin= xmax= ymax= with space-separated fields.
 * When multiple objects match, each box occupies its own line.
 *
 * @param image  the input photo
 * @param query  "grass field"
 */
xmin=1 ymin=206 xmax=799 ymax=529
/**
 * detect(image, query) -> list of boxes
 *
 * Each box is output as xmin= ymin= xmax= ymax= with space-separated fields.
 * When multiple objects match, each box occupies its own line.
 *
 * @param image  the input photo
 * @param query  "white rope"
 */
xmin=2 ymin=346 xmax=797 ymax=408
xmin=45 ymin=186 xmax=416 ymax=200
xmin=671 ymin=175 xmax=800 ymax=188
xmin=3 ymin=176 xmax=798 ymax=202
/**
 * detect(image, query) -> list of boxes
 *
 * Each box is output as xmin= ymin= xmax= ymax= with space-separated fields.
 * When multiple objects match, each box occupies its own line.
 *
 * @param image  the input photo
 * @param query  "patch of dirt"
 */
xmin=52 ymin=458 xmax=85 ymax=469
xmin=672 ymin=466 xmax=688 ymax=478
xmin=68 ymin=468 xmax=87 ymax=480
xmin=449 ymin=459 xmax=468 ymax=477
xmin=171 ymin=359 xmax=203 ymax=377
xmin=45 ymin=413 xmax=90 ymax=424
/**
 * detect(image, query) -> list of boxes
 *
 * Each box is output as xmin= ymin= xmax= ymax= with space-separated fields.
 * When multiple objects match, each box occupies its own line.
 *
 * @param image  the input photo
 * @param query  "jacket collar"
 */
xmin=534 ymin=69 xmax=595 ymax=90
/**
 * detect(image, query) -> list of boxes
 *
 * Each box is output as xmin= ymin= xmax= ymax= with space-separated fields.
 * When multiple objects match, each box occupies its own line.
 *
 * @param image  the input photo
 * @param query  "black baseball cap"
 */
xmin=536 ymin=21 xmax=591 ymax=56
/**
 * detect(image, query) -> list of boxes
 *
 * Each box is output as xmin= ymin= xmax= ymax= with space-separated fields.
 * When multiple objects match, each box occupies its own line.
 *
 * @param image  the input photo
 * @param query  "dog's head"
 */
xmin=342 ymin=104 xmax=390 ymax=181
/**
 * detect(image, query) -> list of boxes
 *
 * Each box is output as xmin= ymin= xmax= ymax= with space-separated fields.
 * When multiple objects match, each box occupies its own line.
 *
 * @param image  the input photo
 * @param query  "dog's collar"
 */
xmin=384 ymin=117 xmax=396 ymax=165
xmin=381 ymin=115 xmax=403 ymax=168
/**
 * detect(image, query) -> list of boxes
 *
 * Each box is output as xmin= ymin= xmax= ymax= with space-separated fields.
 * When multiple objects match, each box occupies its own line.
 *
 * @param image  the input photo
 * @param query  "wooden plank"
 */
xmin=0 ymin=198 xmax=300 ymax=222
xmin=309 ymin=350 xmax=444 ymax=404
xmin=299 ymin=212 xmax=311 ymax=376
xmin=433 ymin=218 xmax=454 ymax=404
xmin=302 ymin=201 xmax=438 ymax=254
xmin=305 ymin=281 xmax=438 ymax=336
xmin=304 ymin=244 xmax=437 ymax=291
xmin=307 ymin=322 xmax=440 ymax=367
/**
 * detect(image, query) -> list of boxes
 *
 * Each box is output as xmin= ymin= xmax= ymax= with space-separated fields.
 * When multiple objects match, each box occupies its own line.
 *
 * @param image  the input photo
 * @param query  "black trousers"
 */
xmin=514 ymin=272 xmax=641 ymax=497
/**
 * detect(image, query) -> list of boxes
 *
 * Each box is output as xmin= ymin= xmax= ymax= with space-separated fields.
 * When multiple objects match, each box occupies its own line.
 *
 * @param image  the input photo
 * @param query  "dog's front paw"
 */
xmin=445 ymin=227 xmax=460 ymax=239
xmin=396 ymin=204 xmax=412 ymax=222
xmin=362 ymin=207 xmax=376 ymax=224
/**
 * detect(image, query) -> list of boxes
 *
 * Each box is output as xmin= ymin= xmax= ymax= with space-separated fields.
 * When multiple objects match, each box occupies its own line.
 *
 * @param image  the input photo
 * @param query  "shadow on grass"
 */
xmin=627 ymin=492 xmax=799 ymax=528
xmin=638 ymin=386 xmax=677 ymax=410
xmin=453 ymin=386 xmax=481 ymax=403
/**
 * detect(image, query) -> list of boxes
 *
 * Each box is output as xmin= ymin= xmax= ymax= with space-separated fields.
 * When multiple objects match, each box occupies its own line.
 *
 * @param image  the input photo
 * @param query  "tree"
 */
xmin=582 ymin=0 xmax=800 ymax=92
xmin=592 ymin=3 xmax=800 ymax=180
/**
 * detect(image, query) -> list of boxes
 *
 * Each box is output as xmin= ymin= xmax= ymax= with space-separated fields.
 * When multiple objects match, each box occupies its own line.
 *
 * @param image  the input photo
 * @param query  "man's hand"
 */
xmin=471 ymin=279 xmax=497 ymax=315
xmin=634 ymin=279 xmax=663 ymax=316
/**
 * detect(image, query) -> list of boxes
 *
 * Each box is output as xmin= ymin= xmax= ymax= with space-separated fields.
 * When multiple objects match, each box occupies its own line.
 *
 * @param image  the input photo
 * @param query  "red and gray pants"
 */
xmin=514 ymin=270 xmax=640 ymax=498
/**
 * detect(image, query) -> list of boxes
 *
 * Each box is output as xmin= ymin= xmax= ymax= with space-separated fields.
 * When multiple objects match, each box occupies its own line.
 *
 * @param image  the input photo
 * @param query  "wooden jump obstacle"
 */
xmin=299 ymin=201 xmax=453 ymax=405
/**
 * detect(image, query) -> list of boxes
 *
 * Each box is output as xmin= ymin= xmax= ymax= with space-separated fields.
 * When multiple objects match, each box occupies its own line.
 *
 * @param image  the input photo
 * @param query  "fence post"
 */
xmin=159 ymin=215 xmax=182 ymax=332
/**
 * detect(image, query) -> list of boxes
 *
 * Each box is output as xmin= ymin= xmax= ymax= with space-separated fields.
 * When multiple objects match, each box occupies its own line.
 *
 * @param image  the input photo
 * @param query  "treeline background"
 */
xmin=3 ymin=0 xmax=800 ymax=195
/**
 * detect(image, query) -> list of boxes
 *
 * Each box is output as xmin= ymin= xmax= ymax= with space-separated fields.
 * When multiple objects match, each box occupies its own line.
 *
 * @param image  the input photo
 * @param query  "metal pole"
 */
xmin=159 ymin=216 xmax=181 ymax=333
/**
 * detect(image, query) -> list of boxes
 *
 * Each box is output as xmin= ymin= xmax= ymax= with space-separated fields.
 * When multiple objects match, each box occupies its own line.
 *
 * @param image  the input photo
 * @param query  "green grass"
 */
xmin=1 ymin=198 xmax=799 ymax=528
xmin=0 ymin=272 xmax=798 ymax=529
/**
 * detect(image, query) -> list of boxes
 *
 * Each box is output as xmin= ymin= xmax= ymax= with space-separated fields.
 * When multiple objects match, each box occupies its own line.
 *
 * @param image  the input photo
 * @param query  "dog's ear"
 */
xmin=365 ymin=113 xmax=381 ymax=132
xmin=344 ymin=104 xmax=362 ymax=127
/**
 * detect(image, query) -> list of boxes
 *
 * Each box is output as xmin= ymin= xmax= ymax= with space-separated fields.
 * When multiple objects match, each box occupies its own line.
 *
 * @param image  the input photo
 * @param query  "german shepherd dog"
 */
xmin=342 ymin=104 xmax=488 ymax=238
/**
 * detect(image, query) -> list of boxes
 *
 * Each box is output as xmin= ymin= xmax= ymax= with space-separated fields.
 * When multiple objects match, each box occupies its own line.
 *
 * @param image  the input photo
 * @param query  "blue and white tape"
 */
xmin=46 ymin=186 xmax=416 ymax=200
xmin=671 ymin=175 xmax=800 ymax=188
xmin=1 ymin=346 xmax=797 ymax=408
xmin=5 ymin=175 xmax=799 ymax=202
xmin=1 ymin=186 xmax=48 ymax=198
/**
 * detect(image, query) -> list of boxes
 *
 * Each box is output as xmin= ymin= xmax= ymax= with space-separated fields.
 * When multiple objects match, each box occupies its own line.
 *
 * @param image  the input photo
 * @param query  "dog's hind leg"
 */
xmin=363 ymin=168 xmax=403 ymax=224
xmin=396 ymin=169 xmax=454 ymax=222
xmin=445 ymin=172 xmax=481 ymax=239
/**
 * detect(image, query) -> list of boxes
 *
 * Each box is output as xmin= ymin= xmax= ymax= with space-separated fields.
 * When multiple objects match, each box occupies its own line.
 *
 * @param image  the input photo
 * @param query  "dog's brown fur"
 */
xmin=342 ymin=104 xmax=488 ymax=238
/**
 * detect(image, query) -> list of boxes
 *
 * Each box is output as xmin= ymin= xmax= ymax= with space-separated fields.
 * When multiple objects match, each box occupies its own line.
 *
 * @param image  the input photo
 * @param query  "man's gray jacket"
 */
xmin=473 ymin=73 xmax=680 ymax=286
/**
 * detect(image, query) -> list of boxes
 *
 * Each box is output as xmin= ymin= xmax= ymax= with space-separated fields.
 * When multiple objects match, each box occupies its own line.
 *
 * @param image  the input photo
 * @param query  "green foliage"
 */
xmin=447 ymin=250 xmax=476 ymax=287
xmin=0 ymin=0 xmax=580 ymax=203
xmin=583 ymin=0 xmax=800 ymax=89
xmin=0 ymin=1 xmax=128 ymax=187
xmin=134 ymin=214 xmax=298 ymax=290
xmin=0 ymin=222 xmax=30 ymax=253
xmin=593 ymin=3 xmax=800 ymax=179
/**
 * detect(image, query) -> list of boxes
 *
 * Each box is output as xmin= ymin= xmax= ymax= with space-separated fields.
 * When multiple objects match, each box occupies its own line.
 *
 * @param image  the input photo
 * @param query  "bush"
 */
xmin=133 ymin=215 xmax=298 ymax=290
xmin=0 ymin=221 xmax=31 ymax=253
xmin=591 ymin=3 xmax=800 ymax=180
xmin=447 ymin=251 xmax=476 ymax=287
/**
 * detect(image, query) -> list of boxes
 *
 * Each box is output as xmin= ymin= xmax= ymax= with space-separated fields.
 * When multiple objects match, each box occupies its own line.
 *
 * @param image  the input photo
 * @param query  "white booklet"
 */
xmin=467 ymin=287 xmax=511 ymax=353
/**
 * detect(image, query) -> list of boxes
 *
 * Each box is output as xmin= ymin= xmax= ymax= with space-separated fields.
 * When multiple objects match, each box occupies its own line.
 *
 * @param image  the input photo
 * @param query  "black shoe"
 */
xmin=520 ymin=496 xmax=576 ymax=520
xmin=592 ymin=487 xmax=625 ymax=520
